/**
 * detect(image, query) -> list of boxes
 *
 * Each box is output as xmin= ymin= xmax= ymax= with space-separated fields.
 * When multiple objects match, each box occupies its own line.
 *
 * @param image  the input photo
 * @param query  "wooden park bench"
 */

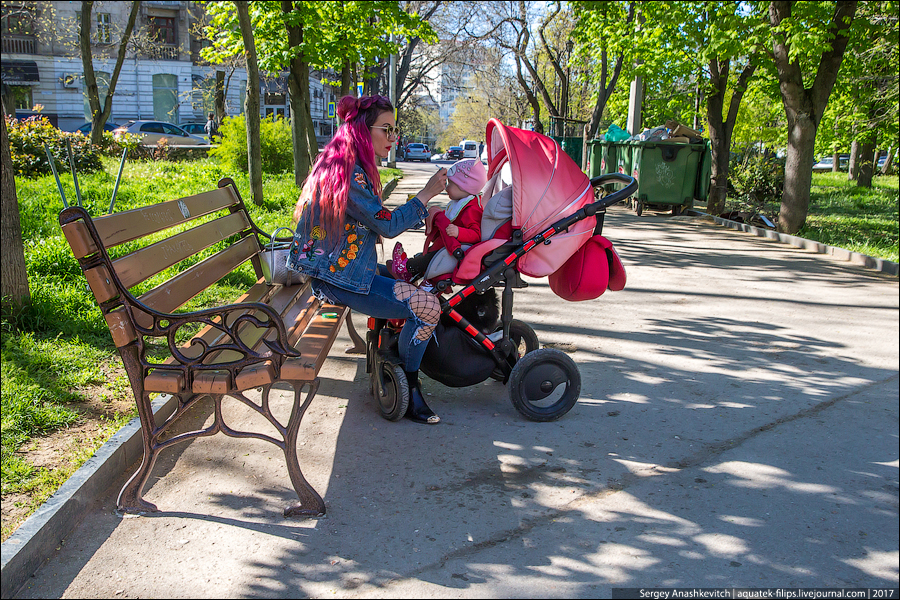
xmin=59 ymin=177 xmax=350 ymax=518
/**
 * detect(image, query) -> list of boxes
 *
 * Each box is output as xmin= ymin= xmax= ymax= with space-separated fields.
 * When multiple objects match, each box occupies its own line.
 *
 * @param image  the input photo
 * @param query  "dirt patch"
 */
xmin=1 ymin=362 xmax=135 ymax=541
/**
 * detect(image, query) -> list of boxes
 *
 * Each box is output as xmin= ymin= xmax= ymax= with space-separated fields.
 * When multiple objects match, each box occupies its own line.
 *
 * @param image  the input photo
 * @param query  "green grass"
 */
xmin=1 ymin=155 xmax=402 ymax=538
xmin=799 ymin=172 xmax=899 ymax=263
xmin=723 ymin=171 xmax=898 ymax=262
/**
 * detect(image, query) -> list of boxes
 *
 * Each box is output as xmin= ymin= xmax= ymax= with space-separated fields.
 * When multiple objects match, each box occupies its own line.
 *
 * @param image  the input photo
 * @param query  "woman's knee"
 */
xmin=393 ymin=283 xmax=440 ymax=323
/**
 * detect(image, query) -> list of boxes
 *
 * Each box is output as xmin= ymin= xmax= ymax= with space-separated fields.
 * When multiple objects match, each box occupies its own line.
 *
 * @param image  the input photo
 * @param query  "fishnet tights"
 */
xmin=393 ymin=281 xmax=440 ymax=341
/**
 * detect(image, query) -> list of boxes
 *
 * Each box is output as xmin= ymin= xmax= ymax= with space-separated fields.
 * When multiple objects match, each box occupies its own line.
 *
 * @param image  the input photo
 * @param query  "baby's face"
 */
xmin=446 ymin=180 xmax=467 ymax=200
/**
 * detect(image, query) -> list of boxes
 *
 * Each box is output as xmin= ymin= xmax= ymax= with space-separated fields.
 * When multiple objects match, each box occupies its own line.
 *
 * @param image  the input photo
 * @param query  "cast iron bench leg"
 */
xmin=283 ymin=378 xmax=326 ymax=517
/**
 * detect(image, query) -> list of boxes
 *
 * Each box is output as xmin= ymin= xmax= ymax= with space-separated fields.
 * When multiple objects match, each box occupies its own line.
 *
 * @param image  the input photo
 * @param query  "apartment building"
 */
xmin=1 ymin=0 xmax=337 ymax=143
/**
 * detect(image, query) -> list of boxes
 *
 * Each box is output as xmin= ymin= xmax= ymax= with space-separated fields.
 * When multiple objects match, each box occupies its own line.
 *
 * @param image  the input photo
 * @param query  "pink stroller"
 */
xmin=367 ymin=119 xmax=636 ymax=421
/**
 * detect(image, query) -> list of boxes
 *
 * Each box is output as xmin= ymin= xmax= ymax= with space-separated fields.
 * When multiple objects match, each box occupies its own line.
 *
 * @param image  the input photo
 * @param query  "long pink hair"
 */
xmin=293 ymin=95 xmax=393 ymax=242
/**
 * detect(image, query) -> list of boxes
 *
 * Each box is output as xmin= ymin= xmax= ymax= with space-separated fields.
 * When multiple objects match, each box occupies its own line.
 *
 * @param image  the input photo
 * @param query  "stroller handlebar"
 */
xmin=585 ymin=173 xmax=638 ymax=216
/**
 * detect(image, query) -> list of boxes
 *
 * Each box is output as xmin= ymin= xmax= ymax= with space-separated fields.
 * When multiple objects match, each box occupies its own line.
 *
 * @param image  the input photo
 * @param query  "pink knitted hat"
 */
xmin=447 ymin=158 xmax=487 ymax=196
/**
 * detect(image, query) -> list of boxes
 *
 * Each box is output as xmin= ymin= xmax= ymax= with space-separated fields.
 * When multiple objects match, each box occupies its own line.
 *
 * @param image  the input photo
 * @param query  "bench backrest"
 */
xmin=59 ymin=178 xmax=266 ymax=336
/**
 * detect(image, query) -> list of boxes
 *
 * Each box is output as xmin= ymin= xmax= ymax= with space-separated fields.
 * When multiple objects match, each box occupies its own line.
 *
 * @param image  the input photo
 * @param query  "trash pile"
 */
xmin=603 ymin=120 xmax=705 ymax=144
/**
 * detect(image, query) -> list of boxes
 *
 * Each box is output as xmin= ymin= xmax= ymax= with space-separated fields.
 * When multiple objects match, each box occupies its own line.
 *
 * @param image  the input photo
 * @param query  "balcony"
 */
xmin=2 ymin=34 xmax=36 ymax=55
xmin=145 ymin=45 xmax=181 ymax=61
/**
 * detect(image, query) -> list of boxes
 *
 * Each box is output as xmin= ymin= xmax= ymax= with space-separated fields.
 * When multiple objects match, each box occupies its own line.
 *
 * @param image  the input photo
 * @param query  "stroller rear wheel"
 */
xmin=491 ymin=319 xmax=540 ymax=381
xmin=374 ymin=363 xmax=410 ymax=421
xmin=508 ymin=348 xmax=581 ymax=421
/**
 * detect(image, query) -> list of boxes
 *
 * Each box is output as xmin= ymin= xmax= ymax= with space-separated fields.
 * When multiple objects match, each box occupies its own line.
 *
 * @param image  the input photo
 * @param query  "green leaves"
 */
xmin=201 ymin=1 xmax=436 ymax=78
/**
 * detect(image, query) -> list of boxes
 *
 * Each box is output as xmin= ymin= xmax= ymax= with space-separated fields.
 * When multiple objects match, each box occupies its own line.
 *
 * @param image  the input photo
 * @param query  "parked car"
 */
xmin=113 ymin=120 xmax=205 ymax=146
xmin=179 ymin=122 xmax=210 ymax=143
xmin=460 ymin=139 xmax=479 ymax=159
xmin=812 ymin=154 xmax=849 ymax=172
xmin=74 ymin=121 xmax=120 ymax=134
xmin=447 ymin=146 xmax=464 ymax=160
xmin=876 ymin=152 xmax=897 ymax=170
xmin=405 ymin=143 xmax=431 ymax=162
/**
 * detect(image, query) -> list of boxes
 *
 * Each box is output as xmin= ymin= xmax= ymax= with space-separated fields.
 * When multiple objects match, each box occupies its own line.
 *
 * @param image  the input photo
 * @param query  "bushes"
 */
xmin=728 ymin=154 xmax=785 ymax=212
xmin=6 ymin=116 xmax=102 ymax=178
xmin=209 ymin=114 xmax=295 ymax=174
xmin=5 ymin=116 xmax=143 ymax=179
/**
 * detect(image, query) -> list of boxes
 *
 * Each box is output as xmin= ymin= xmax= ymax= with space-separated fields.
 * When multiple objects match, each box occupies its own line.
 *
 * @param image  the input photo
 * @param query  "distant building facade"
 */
xmin=1 ymin=0 xmax=337 ymax=143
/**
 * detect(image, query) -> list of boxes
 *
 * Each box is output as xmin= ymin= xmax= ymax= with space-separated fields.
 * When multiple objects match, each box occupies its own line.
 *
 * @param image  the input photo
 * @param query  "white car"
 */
xmin=114 ymin=120 xmax=206 ymax=146
xmin=460 ymin=140 xmax=479 ymax=159
xmin=405 ymin=143 xmax=431 ymax=162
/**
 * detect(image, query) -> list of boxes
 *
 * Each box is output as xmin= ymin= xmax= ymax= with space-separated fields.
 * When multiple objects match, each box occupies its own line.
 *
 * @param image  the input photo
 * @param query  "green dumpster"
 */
xmin=695 ymin=140 xmax=712 ymax=205
xmin=615 ymin=140 xmax=635 ymax=178
xmin=630 ymin=140 xmax=705 ymax=215
xmin=551 ymin=136 xmax=584 ymax=169
xmin=587 ymin=140 xmax=619 ymax=178
xmin=587 ymin=140 xmax=602 ymax=178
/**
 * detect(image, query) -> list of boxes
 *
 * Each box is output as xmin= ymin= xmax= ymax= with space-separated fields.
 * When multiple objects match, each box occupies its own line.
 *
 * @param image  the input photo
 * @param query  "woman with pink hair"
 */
xmin=287 ymin=95 xmax=447 ymax=424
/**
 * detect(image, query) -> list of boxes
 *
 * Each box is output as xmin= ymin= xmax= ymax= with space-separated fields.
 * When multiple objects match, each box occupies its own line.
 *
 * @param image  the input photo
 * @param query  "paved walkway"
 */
xmin=8 ymin=162 xmax=899 ymax=598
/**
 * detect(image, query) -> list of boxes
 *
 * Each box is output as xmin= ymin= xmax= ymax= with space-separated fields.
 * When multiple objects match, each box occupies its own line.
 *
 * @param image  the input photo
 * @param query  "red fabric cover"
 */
xmin=548 ymin=235 xmax=626 ymax=301
xmin=603 ymin=237 xmax=627 ymax=291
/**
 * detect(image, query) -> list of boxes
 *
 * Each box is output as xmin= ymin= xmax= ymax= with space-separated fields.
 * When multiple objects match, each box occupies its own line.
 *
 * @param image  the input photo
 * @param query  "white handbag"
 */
xmin=260 ymin=227 xmax=307 ymax=286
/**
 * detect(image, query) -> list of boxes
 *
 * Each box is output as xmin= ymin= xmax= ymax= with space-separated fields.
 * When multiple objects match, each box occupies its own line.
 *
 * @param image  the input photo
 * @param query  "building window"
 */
xmin=1 ymin=7 xmax=34 ymax=35
xmin=84 ymin=71 xmax=111 ymax=120
xmin=153 ymin=73 xmax=178 ymax=122
xmin=10 ymin=86 xmax=32 ymax=110
xmin=148 ymin=17 xmax=176 ymax=46
xmin=264 ymin=92 xmax=285 ymax=106
xmin=191 ymin=77 xmax=215 ymax=114
xmin=96 ymin=12 xmax=111 ymax=44
xmin=1 ymin=6 xmax=36 ymax=53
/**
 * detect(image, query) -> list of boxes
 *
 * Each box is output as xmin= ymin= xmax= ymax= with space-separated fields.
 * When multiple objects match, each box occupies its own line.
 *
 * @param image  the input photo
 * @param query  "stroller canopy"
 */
xmin=484 ymin=119 xmax=595 ymax=277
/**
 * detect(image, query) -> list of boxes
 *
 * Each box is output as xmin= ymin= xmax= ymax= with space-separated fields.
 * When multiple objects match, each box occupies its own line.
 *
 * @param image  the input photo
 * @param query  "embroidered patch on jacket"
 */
xmin=354 ymin=172 xmax=368 ymax=189
xmin=374 ymin=208 xmax=391 ymax=221
xmin=331 ymin=223 xmax=358 ymax=273
xmin=311 ymin=225 xmax=326 ymax=240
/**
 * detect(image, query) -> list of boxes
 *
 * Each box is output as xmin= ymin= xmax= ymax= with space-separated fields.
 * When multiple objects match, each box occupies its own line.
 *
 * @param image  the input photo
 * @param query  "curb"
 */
xmin=688 ymin=209 xmax=899 ymax=277
xmin=1 ymin=395 xmax=178 ymax=599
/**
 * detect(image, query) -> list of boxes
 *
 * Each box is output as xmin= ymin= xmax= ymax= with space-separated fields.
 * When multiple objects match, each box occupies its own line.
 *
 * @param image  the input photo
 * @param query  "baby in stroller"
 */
xmin=390 ymin=157 xmax=488 ymax=284
xmin=367 ymin=119 xmax=636 ymax=422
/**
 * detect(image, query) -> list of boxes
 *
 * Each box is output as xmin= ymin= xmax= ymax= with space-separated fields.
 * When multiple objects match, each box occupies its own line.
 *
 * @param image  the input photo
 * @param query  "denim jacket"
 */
xmin=287 ymin=163 xmax=428 ymax=294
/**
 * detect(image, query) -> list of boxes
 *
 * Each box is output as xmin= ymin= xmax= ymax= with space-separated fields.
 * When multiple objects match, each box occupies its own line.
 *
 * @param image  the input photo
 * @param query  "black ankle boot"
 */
xmin=404 ymin=371 xmax=440 ymax=424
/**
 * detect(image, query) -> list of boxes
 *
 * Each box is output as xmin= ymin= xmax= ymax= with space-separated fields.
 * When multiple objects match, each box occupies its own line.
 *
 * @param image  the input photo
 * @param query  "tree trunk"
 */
xmin=848 ymin=140 xmax=859 ymax=180
xmin=705 ymin=56 xmax=755 ymax=216
xmin=215 ymin=70 xmax=226 ymax=122
xmin=236 ymin=1 xmax=263 ymax=206
xmin=768 ymin=0 xmax=856 ymax=234
xmin=340 ymin=61 xmax=352 ymax=97
xmin=302 ymin=67 xmax=318 ymax=164
xmin=856 ymin=103 xmax=877 ymax=188
xmin=287 ymin=76 xmax=310 ymax=187
xmin=1 ymin=115 xmax=30 ymax=314
xmin=831 ymin=150 xmax=840 ymax=173
xmin=282 ymin=1 xmax=311 ymax=187
xmin=856 ymin=143 xmax=875 ymax=188
xmin=881 ymin=144 xmax=894 ymax=174
xmin=780 ymin=117 xmax=817 ymax=233
xmin=81 ymin=1 xmax=140 ymax=146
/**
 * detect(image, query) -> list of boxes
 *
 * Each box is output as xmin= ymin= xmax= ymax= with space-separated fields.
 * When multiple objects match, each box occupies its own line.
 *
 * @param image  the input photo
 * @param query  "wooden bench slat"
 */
xmin=113 ymin=211 xmax=251 ymax=290
xmin=134 ymin=236 xmax=260 ymax=328
xmin=94 ymin=187 xmax=240 ymax=248
xmin=282 ymin=305 xmax=349 ymax=381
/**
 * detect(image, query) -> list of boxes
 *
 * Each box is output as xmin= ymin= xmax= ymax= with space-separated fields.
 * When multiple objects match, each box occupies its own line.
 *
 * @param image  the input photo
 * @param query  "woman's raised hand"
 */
xmin=416 ymin=167 xmax=448 ymax=203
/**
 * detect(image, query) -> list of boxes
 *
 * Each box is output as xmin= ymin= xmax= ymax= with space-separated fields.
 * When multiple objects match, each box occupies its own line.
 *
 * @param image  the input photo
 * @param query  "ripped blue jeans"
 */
xmin=310 ymin=267 xmax=440 ymax=372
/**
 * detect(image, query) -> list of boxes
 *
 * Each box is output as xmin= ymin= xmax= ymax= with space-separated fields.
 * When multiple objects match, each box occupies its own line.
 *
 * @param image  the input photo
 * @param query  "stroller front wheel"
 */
xmin=508 ymin=348 xmax=581 ymax=422
xmin=375 ymin=363 xmax=410 ymax=421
